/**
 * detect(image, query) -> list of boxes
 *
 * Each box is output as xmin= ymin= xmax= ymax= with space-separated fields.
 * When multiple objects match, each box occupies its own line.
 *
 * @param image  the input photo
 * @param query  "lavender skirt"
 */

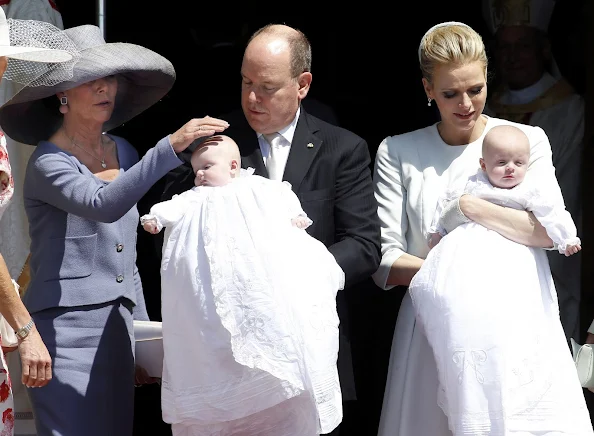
xmin=28 ymin=298 xmax=135 ymax=436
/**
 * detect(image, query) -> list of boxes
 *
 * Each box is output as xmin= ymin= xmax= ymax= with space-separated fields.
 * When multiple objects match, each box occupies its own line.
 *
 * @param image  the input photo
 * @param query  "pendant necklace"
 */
xmin=67 ymin=133 xmax=107 ymax=169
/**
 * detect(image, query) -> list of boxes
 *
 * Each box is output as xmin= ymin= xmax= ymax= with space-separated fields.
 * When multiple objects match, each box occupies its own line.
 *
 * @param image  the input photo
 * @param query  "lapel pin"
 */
xmin=306 ymin=142 xmax=314 ymax=148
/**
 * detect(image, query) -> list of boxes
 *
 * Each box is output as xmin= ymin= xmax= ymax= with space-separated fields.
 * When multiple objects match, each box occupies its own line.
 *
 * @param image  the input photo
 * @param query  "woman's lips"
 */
xmin=454 ymin=111 xmax=474 ymax=120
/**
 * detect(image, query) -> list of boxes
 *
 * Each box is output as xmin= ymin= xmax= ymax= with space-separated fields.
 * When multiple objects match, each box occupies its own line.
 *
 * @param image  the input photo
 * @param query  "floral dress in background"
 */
xmin=0 ymin=131 xmax=16 ymax=436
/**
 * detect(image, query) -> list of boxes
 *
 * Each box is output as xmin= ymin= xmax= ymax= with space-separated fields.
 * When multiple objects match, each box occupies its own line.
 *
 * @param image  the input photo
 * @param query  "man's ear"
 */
xmin=297 ymin=72 xmax=312 ymax=100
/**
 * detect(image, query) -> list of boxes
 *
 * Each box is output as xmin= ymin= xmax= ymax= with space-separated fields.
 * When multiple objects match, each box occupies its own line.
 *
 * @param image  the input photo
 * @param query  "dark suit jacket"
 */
xmin=161 ymin=106 xmax=381 ymax=400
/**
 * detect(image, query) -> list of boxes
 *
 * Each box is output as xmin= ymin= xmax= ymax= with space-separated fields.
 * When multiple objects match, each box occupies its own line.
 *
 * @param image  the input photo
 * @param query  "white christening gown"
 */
xmin=409 ymin=169 xmax=588 ymax=435
xmin=142 ymin=169 xmax=344 ymax=436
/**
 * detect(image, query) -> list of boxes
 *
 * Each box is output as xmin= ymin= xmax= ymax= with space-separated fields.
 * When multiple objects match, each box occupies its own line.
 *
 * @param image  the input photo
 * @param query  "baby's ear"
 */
xmin=230 ymin=160 xmax=239 ymax=171
xmin=479 ymin=158 xmax=486 ymax=171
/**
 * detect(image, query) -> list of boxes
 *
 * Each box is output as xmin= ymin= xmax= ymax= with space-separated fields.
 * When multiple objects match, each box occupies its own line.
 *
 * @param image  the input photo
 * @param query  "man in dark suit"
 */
xmin=161 ymin=23 xmax=380 ymax=435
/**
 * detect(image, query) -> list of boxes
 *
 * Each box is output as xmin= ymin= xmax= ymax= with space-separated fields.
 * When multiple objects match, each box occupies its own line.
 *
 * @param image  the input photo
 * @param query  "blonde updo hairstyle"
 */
xmin=419 ymin=22 xmax=488 ymax=84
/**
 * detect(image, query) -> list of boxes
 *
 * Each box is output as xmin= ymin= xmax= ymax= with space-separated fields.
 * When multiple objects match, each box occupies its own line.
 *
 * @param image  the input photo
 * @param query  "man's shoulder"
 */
xmin=304 ymin=112 xmax=364 ymax=145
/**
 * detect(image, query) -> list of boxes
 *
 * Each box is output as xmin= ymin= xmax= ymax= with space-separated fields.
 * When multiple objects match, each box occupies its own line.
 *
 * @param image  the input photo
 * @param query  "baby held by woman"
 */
xmin=410 ymin=125 xmax=582 ymax=435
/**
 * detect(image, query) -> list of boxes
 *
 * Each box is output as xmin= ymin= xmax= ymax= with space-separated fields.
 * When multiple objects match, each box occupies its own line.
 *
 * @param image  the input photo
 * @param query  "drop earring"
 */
xmin=59 ymin=96 xmax=68 ymax=114
xmin=427 ymin=97 xmax=432 ymax=107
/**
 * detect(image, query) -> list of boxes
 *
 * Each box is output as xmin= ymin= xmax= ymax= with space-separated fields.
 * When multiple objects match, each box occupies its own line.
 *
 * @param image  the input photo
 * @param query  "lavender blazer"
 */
xmin=23 ymin=135 xmax=182 ymax=315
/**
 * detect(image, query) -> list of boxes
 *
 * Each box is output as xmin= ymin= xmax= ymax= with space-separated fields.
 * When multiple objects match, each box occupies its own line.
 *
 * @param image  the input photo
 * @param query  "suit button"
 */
xmin=116 ymin=275 xmax=124 ymax=283
xmin=116 ymin=244 xmax=123 ymax=252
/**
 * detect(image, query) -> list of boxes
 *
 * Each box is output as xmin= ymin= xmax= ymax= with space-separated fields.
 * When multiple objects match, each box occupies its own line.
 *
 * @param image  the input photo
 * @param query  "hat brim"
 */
xmin=0 ymin=42 xmax=175 ymax=145
xmin=0 ymin=46 xmax=73 ymax=62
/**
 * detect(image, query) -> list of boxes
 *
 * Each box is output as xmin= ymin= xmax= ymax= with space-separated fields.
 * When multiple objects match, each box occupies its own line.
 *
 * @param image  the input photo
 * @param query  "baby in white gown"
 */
xmin=141 ymin=135 xmax=344 ymax=436
xmin=409 ymin=125 xmax=585 ymax=435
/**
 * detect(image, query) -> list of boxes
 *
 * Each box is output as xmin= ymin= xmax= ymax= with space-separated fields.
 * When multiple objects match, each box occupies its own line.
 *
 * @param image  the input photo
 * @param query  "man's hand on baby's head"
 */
xmin=142 ymin=220 xmax=160 ymax=234
xmin=564 ymin=243 xmax=581 ymax=257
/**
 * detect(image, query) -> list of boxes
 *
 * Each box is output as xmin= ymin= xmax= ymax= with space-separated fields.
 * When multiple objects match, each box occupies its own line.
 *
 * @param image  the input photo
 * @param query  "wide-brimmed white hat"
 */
xmin=0 ymin=5 xmax=72 ymax=63
xmin=0 ymin=24 xmax=176 ymax=145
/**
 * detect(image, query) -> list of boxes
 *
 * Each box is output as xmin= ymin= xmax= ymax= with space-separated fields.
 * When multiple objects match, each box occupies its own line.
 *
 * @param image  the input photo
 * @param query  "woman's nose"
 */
xmin=459 ymin=94 xmax=471 ymax=109
xmin=94 ymin=78 xmax=109 ymax=92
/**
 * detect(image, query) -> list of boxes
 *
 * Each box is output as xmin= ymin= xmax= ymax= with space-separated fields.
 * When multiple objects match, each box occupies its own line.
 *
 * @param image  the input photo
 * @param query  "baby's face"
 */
xmin=481 ymin=140 xmax=529 ymax=189
xmin=191 ymin=147 xmax=233 ymax=187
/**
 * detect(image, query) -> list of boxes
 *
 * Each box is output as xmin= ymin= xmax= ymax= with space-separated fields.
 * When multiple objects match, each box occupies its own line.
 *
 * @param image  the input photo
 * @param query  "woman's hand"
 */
xmin=134 ymin=364 xmax=159 ymax=387
xmin=0 ymin=171 xmax=9 ymax=191
xmin=18 ymin=328 xmax=52 ymax=388
xmin=169 ymin=116 xmax=230 ymax=153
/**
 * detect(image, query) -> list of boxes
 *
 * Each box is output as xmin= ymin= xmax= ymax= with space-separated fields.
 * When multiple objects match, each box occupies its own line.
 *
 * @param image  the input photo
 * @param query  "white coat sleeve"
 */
xmin=371 ymin=137 xmax=408 ymax=290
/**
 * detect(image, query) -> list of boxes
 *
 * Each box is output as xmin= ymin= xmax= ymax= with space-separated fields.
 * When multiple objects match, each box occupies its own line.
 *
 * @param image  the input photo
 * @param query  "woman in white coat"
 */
xmin=373 ymin=21 xmax=592 ymax=435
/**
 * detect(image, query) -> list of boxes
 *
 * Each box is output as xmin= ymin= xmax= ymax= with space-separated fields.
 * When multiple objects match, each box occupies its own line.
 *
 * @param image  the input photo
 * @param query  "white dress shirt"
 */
xmin=257 ymin=107 xmax=300 ymax=179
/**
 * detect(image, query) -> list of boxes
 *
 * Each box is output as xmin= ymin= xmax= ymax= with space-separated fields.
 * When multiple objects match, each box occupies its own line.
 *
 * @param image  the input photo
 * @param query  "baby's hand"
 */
xmin=564 ymin=243 xmax=581 ymax=257
xmin=291 ymin=216 xmax=310 ymax=229
xmin=428 ymin=233 xmax=443 ymax=250
xmin=0 ymin=171 xmax=9 ymax=191
xmin=142 ymin=219 xmax=160 ymax=234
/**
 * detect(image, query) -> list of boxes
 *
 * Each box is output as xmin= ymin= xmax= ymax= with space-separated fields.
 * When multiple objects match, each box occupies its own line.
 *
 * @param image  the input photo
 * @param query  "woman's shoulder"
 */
xmin=29 ymin=140 xmax=73 ymax=166
xmin=378 ymin=124 xmax=438 ymax=156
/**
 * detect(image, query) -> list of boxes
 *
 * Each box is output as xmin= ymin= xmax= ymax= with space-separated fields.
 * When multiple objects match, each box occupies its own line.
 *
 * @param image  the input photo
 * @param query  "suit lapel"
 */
xmin=241 ymin=138 xmax=267 ymax=177
xmin=283 ymin=111 xmax=322 ymax=191
xmin=231 ymin=115 xmax=268 ymax=177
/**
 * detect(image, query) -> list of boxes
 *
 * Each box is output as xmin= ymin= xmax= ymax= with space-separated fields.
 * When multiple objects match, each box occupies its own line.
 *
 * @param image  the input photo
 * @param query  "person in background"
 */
xmin=482 ymin=0 xmax=584 ymax=341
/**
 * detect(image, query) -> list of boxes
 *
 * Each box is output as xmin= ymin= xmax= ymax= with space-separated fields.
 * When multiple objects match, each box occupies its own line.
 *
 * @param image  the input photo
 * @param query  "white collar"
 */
xmin=257 ymin=106 xmax=301 ymax=145
xmin=500 ymin=72 xmax=557 ymax=105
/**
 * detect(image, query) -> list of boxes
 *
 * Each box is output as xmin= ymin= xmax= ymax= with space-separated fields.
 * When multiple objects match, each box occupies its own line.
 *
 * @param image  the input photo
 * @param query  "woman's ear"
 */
xmin=422 ymin=78 xmax=433 ymax=100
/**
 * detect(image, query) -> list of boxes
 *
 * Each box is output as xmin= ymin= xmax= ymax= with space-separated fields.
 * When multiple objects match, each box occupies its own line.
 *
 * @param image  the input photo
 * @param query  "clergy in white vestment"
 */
xmin=482 ymin=0 xmax=584 ymax=341
xmin=0 ymin=3 xmax=65 ymax=435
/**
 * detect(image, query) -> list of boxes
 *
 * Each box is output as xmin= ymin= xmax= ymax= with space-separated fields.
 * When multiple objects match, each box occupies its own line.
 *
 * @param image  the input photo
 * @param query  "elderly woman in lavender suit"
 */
xmin=0 ymin=25 xmax=229 ymax=436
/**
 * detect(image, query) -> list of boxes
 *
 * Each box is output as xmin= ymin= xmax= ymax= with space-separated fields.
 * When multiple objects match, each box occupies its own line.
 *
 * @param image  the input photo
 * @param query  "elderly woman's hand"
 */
xmin=169 ymin=116 xmax=230 ymax=153
xmin=18 ymin=328 xmax=52 ymax=388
